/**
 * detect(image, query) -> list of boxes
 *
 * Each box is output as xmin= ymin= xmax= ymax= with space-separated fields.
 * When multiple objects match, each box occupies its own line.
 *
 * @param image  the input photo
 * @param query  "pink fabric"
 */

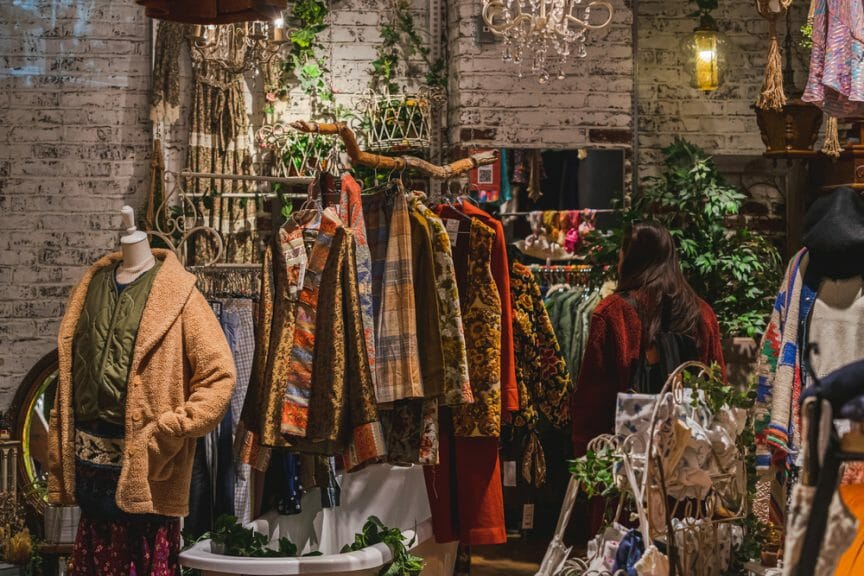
xmin=564 ymin=210 xmax=581 ymax=253
xmin=70 ymin=514 xmax=181 ymax=576
xmin=803 ymin=0 xmax=864 ymax=118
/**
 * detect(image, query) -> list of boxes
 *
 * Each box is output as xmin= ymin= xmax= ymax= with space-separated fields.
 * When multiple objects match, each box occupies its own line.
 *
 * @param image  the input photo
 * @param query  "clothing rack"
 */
xmin=528 ymin=264 xmax=594 ymax=284
xmin=498 ymin=208 xmax=620 ymax=217
xmin=174 ymin=170 xmax=314 ymax=200
xmin=190 ymin=263 xmax=262 ymax=301
xmin=290 ymin=120 xmax=498 ymax=179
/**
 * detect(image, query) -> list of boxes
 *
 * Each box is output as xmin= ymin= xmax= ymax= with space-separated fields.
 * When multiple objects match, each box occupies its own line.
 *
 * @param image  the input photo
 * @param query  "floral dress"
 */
xmin=505 ymin=262 xmax=572 ymax=487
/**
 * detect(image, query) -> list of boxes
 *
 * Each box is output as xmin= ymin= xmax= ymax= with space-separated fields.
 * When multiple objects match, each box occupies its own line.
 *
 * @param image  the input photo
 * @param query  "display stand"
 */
xmin=537 ymin=362 xmax=747 ymax=576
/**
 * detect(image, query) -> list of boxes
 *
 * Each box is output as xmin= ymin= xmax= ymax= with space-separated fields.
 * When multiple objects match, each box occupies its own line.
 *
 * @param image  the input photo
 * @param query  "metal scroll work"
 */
xmin=145 ymin=170 xmax=310 ymax=268
xmin=538 ymin=362 xmax=748 ymax=576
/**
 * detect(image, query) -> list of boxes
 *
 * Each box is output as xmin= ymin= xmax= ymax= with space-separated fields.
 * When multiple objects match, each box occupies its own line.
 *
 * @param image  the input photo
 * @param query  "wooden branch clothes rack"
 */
xmin=290 ymin=120 xmax=498 ymax=179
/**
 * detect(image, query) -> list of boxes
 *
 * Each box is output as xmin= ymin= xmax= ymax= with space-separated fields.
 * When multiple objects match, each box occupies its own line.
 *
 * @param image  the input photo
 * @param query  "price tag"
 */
xmin=444 ymin=218 xmax=460 ymax=246
xmin=522 ymin=504 xmax=535 ymax=530
xmin=503 ymin=461 xmax=517 ymax=487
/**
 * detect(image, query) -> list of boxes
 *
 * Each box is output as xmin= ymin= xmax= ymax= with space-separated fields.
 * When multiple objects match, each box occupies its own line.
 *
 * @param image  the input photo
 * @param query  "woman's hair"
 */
xmin=617 ymin=221 xmax=703 ymax=345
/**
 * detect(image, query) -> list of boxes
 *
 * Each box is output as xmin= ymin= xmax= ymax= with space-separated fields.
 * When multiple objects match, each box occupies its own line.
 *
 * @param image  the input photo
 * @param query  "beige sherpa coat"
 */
xmin=47 ymin=249 xmax=236 ymax=517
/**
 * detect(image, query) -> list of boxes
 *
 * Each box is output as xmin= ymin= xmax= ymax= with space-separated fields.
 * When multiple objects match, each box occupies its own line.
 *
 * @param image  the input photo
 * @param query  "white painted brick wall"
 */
xmin=0 ymin=0 xmax=808 ymax=410
xmin=448 ymin=0 xmax=634 ymax=150
xmin=0 ymin=0 xmax=151 ymax=407
xmin=637 ymin=0 xmax=809 ymax=174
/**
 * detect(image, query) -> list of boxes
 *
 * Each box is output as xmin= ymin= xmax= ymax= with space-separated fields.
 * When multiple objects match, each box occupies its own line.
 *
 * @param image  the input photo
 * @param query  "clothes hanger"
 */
xmin=289 ymin=172 xmax=323 ymax=227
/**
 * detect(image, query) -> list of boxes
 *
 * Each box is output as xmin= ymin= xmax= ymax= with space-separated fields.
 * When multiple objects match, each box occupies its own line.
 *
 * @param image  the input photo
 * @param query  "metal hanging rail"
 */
xmin=498 ymin=208 xmax=620 ymax=217
xmin=173 ymin=170 xmax=315 ymax=199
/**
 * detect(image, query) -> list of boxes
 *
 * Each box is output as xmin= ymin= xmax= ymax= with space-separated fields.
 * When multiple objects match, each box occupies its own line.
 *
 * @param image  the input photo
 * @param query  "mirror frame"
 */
xmin=10 ymin=349 xmax=58 ymax=516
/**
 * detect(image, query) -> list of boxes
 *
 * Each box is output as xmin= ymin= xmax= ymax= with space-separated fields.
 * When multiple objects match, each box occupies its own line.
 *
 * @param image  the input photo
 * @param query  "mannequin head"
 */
xmin=617 ymin=221 xmax=702 ymax=343
xmin=803 ymin=187 xmax=864 ymax=279
xmin=117 ymin=206 xmax=154 ymax=274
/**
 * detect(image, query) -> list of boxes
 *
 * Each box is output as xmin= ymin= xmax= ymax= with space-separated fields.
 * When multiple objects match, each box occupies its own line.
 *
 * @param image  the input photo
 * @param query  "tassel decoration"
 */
xmin=821 ymin=116 xmax=842 ymax=159
xmin=757 ymin=18 xmax=787 ymax=111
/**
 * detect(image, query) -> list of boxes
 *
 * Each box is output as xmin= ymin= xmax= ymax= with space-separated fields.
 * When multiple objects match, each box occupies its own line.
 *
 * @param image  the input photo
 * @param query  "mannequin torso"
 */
xmin=116 ymin=206 xmax=155 ymax=285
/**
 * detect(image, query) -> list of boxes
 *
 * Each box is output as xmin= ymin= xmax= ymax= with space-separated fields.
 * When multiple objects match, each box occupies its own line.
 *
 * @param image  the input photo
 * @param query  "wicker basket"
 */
xmin=364 ymin=93 xmax=431 ymax=153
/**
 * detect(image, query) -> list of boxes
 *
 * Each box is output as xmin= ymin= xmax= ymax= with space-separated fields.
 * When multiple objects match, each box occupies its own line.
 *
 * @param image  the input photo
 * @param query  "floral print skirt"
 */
xmin=71 ymin=420 xmax=181 ymax=576
xmin=70 ymin=513 xmax=181 ymax=576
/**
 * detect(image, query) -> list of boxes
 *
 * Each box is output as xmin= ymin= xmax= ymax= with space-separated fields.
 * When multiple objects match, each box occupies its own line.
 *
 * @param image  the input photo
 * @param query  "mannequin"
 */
xmin=116 ymin=205 xmax=156 ymax=285
xmin=47 ymin=210 xmax=235 ymax=576
xmin=753 ymin=187 xmax=864 ymax=574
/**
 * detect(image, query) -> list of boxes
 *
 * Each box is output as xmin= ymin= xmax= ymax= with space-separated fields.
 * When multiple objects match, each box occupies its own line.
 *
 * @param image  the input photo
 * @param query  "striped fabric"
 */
xmin=340 ymin=174 xmax=376 ymax=389
xmin=364 ymin=189 xmax=424 ymax=403
xmin=281 ymin=209 xmax=343 ymax=436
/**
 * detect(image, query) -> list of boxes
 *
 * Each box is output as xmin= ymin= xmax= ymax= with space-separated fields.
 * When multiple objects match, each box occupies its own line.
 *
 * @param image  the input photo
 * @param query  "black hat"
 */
xmin=803 ymin=187 xmax=864 ymax=279
xmin=802 ymin=187 xmax=864 ymax=254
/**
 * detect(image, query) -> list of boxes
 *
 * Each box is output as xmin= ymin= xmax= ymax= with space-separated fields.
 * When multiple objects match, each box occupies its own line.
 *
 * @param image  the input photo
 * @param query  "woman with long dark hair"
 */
xmin=572 ymin=221 xmax=726 ymax=457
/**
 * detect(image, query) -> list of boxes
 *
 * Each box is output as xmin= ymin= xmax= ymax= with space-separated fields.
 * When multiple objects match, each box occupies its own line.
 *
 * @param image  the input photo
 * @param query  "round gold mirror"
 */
xmin=11 ymin=350 xmax=58 ymax=515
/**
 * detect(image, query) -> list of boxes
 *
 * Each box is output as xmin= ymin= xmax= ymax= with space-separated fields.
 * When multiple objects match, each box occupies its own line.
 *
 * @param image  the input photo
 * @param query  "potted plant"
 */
xmin=362 ymin=0 xmax=444 ymax=153
xmin=753 ymin=9 xmax=823 ymax=156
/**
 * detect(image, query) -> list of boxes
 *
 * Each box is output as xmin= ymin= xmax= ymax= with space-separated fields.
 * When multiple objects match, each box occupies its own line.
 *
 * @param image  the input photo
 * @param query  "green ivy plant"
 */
xmin=635 ymin=138 xmax=782 ymax=338
xmin=201 ymin=515 xmax=322 ymax=558
xmin=369 ymin=0 xmax=446 ymax=95
xmin=264 ymin=0 xmax=333 ymax=109
xmin=341 ymin=516 xmax=425 ymax=576
xmin=567 ymin=447 xmax=618 ymax=499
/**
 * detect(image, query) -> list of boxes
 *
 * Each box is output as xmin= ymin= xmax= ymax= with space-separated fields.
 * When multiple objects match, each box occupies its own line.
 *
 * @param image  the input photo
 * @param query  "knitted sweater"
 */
xmin=571 ymin=294 xmax=726 ymax=456
xmin=755 ymin=250 xmax=809 ymax=470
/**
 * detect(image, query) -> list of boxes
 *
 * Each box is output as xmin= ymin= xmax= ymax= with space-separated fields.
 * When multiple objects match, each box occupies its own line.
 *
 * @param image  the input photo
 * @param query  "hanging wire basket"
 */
xmin=256 ymin=122 xmax=341 ymax=177
xmin=363 ymin=91 xmax=432 ymax=153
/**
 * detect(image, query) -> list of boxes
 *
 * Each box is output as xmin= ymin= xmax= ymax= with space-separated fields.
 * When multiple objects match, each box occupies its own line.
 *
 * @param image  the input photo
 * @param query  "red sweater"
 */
xmin=571 ymin=294 xmax=726 ymax=456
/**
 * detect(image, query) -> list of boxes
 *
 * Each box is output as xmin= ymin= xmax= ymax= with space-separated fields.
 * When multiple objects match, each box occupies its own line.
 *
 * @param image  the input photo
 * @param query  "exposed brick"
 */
xmin=589 ymin=129 xmax=633 ymax=145
xmin=0 ymin=0 xmax=149 ymax=405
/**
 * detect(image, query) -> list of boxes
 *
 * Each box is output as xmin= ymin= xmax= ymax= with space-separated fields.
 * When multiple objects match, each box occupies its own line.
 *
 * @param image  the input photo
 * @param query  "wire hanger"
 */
xmin=291 ymin=172 xmax=323 ymax=226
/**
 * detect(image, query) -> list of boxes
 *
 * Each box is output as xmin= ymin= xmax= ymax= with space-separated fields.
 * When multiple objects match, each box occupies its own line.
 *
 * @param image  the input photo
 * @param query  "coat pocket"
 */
xmin=147 ymin=425 xmax=188 ymax=482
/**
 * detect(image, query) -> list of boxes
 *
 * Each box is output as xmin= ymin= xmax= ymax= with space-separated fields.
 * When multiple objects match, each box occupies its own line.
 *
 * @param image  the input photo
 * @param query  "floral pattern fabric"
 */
xmin=282 ymin=209 xmax=340 ymax=437
xmin=238 ymin=212 xmax=385 ymax=472
xmin=70 ymin=513 xmax=181 ymax=576
xmin=508 ymin=262 xmax=572 ymax=432
xmin=414 ymin=200 xmax=473 ymax=406
xmin=452 ymin=218 xmax=502 ymax=438
xmin=236 ymin=220 xmax=311 ymax=466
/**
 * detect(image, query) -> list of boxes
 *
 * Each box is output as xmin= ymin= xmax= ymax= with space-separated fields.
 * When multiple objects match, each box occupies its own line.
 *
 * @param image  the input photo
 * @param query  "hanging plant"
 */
xmin=264 ymin=0 xmax=333 ymax=107
xmin=363 ymin=0 xmax=443 ymax=153
xmin=369 ymin=0 xmax=446 ymax=95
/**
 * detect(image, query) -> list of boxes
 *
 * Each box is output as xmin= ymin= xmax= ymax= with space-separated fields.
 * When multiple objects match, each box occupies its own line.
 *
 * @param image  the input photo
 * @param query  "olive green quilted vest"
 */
xmin=72 ymin=260 xmax=162 ymax=425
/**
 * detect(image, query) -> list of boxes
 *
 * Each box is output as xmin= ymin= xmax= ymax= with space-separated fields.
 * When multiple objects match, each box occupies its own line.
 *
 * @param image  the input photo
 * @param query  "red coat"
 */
xmin=571 ymin=294 xmax=726 ymax=456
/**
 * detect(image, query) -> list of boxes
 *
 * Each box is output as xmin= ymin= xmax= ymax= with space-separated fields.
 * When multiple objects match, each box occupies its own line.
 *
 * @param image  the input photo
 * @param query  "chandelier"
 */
xmin=481 ymin=0 xmax=614 ymax=83
xmin=189 ymin=19 xmax=288 ymax=82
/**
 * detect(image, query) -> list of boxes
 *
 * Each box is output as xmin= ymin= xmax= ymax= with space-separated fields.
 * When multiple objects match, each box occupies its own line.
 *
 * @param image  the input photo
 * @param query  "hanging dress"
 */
xmin=803 ymin=0 xmax=864 ymax=118
xmin=424 ymin=216 xmax=507 ymax=546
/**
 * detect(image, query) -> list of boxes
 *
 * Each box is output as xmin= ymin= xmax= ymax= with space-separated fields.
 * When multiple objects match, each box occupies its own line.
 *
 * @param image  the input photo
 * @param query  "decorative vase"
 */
xmin=754 ymin=98 xmax=823 ymax=157
xmin=210 ymin=540 xmax=226 ymax=555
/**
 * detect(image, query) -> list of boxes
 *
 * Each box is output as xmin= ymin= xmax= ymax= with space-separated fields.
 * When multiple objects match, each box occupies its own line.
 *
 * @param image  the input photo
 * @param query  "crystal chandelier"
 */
xmin=481 ymin=0 xmax=614 ymax=83
xmin=189 ymin=18 xmax=288 ymax=82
